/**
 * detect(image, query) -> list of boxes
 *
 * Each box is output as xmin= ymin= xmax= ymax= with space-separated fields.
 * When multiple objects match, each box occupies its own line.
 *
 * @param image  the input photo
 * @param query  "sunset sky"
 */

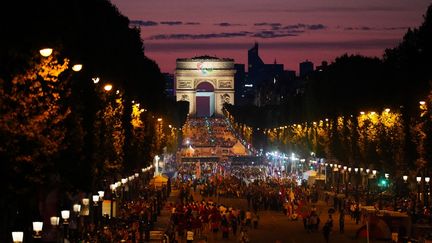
xmin=111 ymin=0 xmax=430 ymax=73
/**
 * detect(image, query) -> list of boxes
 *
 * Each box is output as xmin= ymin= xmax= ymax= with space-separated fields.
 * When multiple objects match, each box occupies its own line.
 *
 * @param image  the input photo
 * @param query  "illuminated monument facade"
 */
xmin=175 ymin=56 xmax=235 ymax=117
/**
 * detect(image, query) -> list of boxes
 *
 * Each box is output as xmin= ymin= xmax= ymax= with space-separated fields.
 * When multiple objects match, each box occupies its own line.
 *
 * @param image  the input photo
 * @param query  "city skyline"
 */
xmin=111 ymin=0 xmax=429 ymax=73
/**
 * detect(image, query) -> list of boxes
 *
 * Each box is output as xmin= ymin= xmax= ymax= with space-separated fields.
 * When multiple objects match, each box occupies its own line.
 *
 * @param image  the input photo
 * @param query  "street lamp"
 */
xmin=61 ymin=210 xmax=70 ymax=224
xmin=425 ymin=177 xmax=430 ymax=209
xmin=98 ymin=191 xmax=105 ymax=200
xmin=104 ymin=84 xmax=113 ymax=92
xmin=73 ymin=204 xmax=81 ymax=215
xmin=32 ymin=221 xmax=43 ymax=238
xmin=92 ymin=195 xmax=100 ymax=206
xmin=12 ymin=232 xmax=24 ymax=243
xmin=416 ymin=176 xmax=422 ymax=205
xmin=50 ymin=216 xmax=60 ymax=226
xmin=72 ymin=64 xmax=83 ymax=72
xmin=39 ymin=48 xmax=53 ymax=57
xmin=403 ymin=175 xmax=408 ymax=182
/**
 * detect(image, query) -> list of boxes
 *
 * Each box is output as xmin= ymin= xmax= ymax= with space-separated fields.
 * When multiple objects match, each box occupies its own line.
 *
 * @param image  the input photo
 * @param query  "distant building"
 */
xmin=299 ymin=60 xmax=314 ymax=78
xmin=316 ymin=61 xmax=328 ymax=72
xmin=163 ymin=73 xmax=175 ymax=99
xmin=175 ymin=56 xmax=235 ymax=117
xmin=247 ymin=43 xmax=293 ymax=106
xmin=234 ymin=64 xmax=254 ymax=106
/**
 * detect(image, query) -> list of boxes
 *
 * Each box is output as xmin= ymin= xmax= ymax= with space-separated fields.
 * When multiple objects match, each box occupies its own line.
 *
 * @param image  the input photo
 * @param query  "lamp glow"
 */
xmin=33 ymin=221 xmax=43 ymax=238
xmin=104 ymin=84 xmax=113 ymax=91
xmin=50 ymin=216 xmax=60 ymax=226
xmin=92 ymin=195 xmax=99 ymax=204
xmin=72 ymin=64 xmax=83 ymax=72
xmin=61 ymin=210 xmax=70 ymax=224
xmin=73 ymin=204 xmax=81 ymax=213
xmin=12 ymin=232 xmax=24 ymax=243
xmin=425 ymin=177 xmax=430 ymax=183
xmin=82 ymin=198 xmax=90 ymax=206
xmin=39 ymin=48 xmax=53 ymax=57
xmin=417 ymin=176 xmax=422 ymax=183
xmin=403 ymin=175 xmax=408 ymax=182
xmin=98 ymin=191 xmax=105 ymax=199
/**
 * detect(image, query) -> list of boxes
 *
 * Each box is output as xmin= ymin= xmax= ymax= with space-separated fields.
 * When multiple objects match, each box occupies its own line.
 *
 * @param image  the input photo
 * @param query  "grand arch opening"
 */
xmin=175 ymin=56 xmax=235 ymax=117
xmin=196 ymin=82 xmax=215 ymax=117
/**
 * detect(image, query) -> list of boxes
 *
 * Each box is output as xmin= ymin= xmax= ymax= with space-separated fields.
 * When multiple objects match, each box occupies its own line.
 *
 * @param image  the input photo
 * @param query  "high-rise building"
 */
xmin=299 ymin=60 xmax=314 ymax=78
xmin=163 ymin=73 xmax=175 ymax=99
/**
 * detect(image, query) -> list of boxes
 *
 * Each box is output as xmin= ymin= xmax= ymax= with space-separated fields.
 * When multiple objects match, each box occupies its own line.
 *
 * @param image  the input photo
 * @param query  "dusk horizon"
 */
xmin=111 ymin=0 xmax=430 ymax=73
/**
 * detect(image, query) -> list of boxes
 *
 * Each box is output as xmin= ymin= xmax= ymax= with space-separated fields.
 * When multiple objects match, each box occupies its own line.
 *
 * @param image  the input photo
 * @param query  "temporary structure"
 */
xmin=150 ymin=174 xmax=168 ymax=188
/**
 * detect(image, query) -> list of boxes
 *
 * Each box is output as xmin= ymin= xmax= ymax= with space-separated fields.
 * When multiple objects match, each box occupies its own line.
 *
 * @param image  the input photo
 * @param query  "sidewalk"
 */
xmin=153 ymin=189 xmax=180 ymax=230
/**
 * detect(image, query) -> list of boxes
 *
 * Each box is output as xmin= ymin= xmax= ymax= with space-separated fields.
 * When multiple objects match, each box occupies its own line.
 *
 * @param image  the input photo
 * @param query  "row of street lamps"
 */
xmin=10 ymin=154 xmax=154 ymax=242
xmin=324 ymin=162 xmax=431 ymax=209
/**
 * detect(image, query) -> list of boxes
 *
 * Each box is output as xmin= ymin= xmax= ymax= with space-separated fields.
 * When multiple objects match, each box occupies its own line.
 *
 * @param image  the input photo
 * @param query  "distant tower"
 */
xmin=299 ymin=60 xmax=314 ymax=78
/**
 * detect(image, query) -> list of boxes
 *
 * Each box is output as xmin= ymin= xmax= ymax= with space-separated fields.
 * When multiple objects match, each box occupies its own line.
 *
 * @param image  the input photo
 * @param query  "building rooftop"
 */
xmin=177 ymin=55 xmax=234 ymax=62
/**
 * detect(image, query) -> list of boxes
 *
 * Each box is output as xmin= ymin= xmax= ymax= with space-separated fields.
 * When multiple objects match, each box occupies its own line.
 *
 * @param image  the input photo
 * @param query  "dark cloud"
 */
xmin=307 ymin=24 xmax=326 ymax=30
xmin=148 ymin=22 xmax=325 ymax=40
xmin=214 ymin=22 xmax=243 ymax=27
xmin=130 ymin=20 xmax=158 ymax=27
xmin=282 ymin=24 xmax=326 ymax=30
xmin=145 ymin=39 xmax=401 ymax=52
xmin=252 ymin=31 xmax=298 ymax=38
xmin=149 ymin=31 xmax=251 ymax=40
xmin=344 ymin=26 xmax=408 ymax=31
xmin=283 ymin=6 xmax=407 ymax=13
xmin=185 ymin=22 xmax=200 ymax=25
xmin=254 ymin=22 xmax=282 ymax=27
xmin=160 ymin=21 xmax=183 ymax=25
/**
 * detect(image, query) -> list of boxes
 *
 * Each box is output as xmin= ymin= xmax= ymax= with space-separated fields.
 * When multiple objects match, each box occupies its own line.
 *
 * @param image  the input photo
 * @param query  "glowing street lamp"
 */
xmin=98 ymin=191 xmax=105 ymax=200
xmin=50 ymin=216 xmax=60 ymax=226
xmin=12 ymin=232 xmax=24 ymax=243
xmin=72 ymin=64 xmax=83 ymax=72
xmin=403 ymin=175 xmax=408 ymax=182
xmin=61 ymin=210 xmax=70 ymax=224
xmin=104 ymin=84 xmax=113 ymax=92
xmin=73 ymin=204 xmax=81 ymax=214
xmin=39 ymin=48 xmax=53 ymax=57
xmin=32 ymin=221 xmax=43 ymax=238
xmin=92 ymin=77 xmax=100 ymax=84
xmin=92 ymin=195 xmax=99 ymax=206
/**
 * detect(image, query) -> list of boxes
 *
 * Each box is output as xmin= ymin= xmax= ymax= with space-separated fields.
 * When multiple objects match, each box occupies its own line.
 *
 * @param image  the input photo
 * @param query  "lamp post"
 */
xmin=50 ymin=216 xmax=60 ymax=243
xmin=92 ymin=194 xmax=100 ymax=227
xmin=366 ymin=169 xmax=370 ymax=204
xmin=425 ymin=177 xmax=430 ymax=210
xmin=73 ymin=204 xmax=81 ymax=241
xmin=61 ymin=210 xmax=70 ymax=241
xmin=32 ymin=221 xmax=43 ymax=240
xmin=416 ymin=176 xmax=422 ymax=206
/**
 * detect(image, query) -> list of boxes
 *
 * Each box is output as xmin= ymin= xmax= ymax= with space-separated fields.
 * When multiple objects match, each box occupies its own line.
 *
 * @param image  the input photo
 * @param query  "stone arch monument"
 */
xmin=175 ymin=56 xmax=235 ymax=117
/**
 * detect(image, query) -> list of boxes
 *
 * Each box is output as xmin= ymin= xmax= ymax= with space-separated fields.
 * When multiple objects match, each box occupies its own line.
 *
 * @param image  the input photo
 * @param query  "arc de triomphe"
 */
xmin=175 ymin=56 xmax=235 ymax=117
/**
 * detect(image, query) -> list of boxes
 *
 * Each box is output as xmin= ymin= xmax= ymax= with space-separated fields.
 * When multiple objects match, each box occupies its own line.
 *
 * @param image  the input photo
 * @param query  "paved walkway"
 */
xmin=153 ymin=188 xmax=365 ymax=243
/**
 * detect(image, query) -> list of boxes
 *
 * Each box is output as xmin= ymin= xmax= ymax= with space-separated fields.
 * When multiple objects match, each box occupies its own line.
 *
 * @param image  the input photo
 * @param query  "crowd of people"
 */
xmin=182 ymin=118 xmax=238 ymax=148
xmin=166 ymin=180 xmax=261 ymax=243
